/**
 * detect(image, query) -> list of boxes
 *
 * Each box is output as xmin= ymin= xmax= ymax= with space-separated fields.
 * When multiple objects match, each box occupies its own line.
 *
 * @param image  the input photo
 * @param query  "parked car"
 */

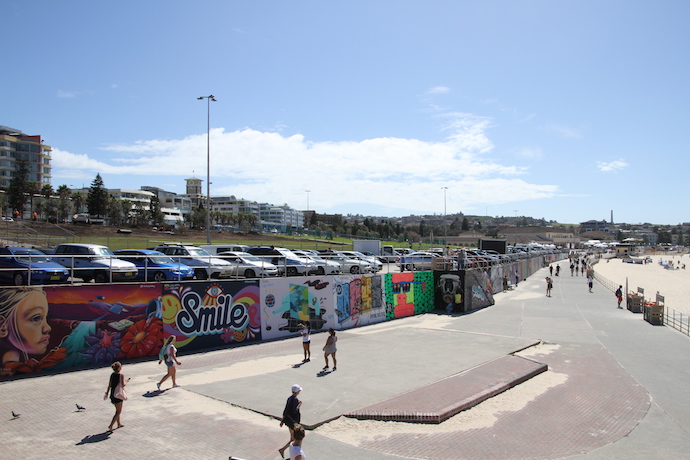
xmin=397 ymin=252 xmax=439 ymax=271
xmin=319 ymin=252 xmax=375 ymax=274
xmin=114 ymin=249 xmax=195 ymax=282
xmin=292 ymin=250 xmax=342 ymax=275
xmin=0 ymin=247 xmax=70 ymax=285
xmin=338 ymin=250 xmax=383 ymax=272
xmin=154 ymin=244 xmax=235 ymax=279
xmin=52 ymin=243 xmax=138 ymax=283
xmin=246 ymin=247 xmax=318 ymax=276
xmin=200 ymin=244 xmax=250 ymax=255
xmin=216 ymin=251 xmax=279 ymax=278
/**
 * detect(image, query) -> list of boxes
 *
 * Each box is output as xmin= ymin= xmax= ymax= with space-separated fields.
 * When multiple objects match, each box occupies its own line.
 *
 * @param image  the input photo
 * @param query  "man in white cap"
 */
xmin=279 ymin=384 xmax=303 ymax=458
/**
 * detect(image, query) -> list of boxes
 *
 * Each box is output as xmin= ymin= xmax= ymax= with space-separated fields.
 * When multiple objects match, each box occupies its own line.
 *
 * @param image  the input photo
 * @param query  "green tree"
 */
xmin=461 ymin=217 xmax=469 ymax=231
xmin=57 ymin=185 xmax=72 ymax=222
xmin=7 ymin=158 xmax=31 ymax=217
xmin=149 ymin=195 xmax=165 ymax=226
xmin=72 ymin=191 xmax=85 ymax=214
xmin=86 ymin=174 xmax=109 ymax=217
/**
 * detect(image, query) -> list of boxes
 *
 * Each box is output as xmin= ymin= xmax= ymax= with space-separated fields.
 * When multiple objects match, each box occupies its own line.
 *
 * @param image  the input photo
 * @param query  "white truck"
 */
xmin=352 ymin=240 xmax=401 ymax=263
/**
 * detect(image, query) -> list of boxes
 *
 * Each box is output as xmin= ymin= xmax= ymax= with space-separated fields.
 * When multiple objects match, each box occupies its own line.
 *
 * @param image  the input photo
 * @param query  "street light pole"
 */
xmin=442 ymin=186 xmax=448 ymax=245
xmin=197 ymin=95 xmax=216 ymax=244
xmin=305 ymin=190 xmax=311 ymax=211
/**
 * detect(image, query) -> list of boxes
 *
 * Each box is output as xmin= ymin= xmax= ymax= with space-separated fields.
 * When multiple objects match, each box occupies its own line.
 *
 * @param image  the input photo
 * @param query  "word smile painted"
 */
xmin=176 ymin=291 xmax=249 ymax=335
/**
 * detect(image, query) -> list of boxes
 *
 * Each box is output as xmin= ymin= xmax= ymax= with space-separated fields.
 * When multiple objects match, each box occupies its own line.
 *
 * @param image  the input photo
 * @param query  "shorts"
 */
xmin=165 ymin=361 xmax=175 ymax=367
xmin=110 ymin=396 xmax=123 ymax=405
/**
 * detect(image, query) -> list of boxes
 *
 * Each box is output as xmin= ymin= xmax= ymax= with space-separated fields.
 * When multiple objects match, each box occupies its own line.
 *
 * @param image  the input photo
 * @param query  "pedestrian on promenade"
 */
xmin=323 ymin=328 xmax=337 ymax=371
xmin=555 ymin=265 xmax=561 ymax=276
xmin=104 ymin=361 xmax=128 ymax=432
xmin=157 ymin=335 xmax=181 ymax=390
xmin=502 ymin=274 xmax=509 ymax=292
xmin=549 ymin=264 xmax=553 ymax=276
xmin=587 ymin=275 xmax=594 ymax=293
xmin=289 ymin=423 xmax=306 ymax=460
xmin=279 ymin=384 xmax=303 ymax=459
xmin=300 ymin=322 xmax=311 ymax=363
xmin=570 ymin=262 xmax=575 ymax=276
xmin=514 ymin=270 xmax=519 ymax=288
xmin=546 ymin=277 xmax=553 ymax=297
xmin=615 ymin=285 xmax=623 ymax=308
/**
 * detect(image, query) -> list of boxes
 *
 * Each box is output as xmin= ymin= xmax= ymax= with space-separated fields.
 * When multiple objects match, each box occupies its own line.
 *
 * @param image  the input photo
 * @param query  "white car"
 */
xmin=339 ymin=251 xmax=383 ymax=272
xmin=320 ymin=252 xmax=374 ymax=274
xmin=217 ymin=251 xmax=279 ymax=278
xmin=292 ymin=250 xmax=341 ymax=275
xmin=154 ymin=244 xmax=235 ymax=279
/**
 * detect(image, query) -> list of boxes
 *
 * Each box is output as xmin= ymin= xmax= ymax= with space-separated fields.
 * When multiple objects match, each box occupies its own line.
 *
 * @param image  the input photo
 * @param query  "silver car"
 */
xmin=217 ymin=251 xmax=279 ymax=278
xmin=320 ymin=252 xmax=374 ymax=274
xmin=292 ymin=250 xmax=342 ymax=275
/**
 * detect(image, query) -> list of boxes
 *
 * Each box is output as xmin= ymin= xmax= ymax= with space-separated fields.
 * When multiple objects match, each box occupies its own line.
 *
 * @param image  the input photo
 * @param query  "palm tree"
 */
xmin=72 ymin=192 xmax=85 ymax=214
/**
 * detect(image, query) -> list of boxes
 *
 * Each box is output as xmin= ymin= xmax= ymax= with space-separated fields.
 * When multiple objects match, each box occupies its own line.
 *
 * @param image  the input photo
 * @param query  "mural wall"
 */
xmin=0 ymin=260 xmax=554 ymax=379
xmin=0 ymin=281 xmax=261 ymax=379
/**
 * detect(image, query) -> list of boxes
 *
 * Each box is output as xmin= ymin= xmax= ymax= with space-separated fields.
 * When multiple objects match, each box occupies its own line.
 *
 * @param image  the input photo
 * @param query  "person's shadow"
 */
xmin=143 ymin=389 xmax=167 ymax=398
xmin=75 ymin=431 xmax=112 ymax=445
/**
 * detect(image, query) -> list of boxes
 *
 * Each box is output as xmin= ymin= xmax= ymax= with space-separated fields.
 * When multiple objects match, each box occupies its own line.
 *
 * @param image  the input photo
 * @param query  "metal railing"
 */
xmin=593 ymin=263 xmax=690 ymax=338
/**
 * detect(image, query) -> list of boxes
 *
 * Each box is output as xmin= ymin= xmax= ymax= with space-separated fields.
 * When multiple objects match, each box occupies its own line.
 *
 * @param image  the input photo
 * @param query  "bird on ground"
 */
xmin=11 ymin=411 xmax=20 ymax=418
xmin=76 ymin=404 xmax=86 ymax=411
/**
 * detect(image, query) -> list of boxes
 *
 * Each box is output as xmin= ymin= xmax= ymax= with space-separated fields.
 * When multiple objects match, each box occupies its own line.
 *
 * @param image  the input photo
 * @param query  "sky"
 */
xmin=3 ymin=1 xmax=689 ymax=225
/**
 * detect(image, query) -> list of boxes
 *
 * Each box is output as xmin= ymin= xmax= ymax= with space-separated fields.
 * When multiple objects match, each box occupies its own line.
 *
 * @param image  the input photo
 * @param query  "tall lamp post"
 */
xmin=197 ymin=95 xmax=216 ymax=244
xmin=305 ymin=190 xmax=311 ymax=211
xmin=442 ymin=186 xmax=448 ymax=246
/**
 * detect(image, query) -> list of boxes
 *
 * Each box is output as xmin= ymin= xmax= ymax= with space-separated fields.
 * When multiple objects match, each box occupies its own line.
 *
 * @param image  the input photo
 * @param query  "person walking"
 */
xmin=323 ymin=328 xmax=337 ymax=371
xmin=300 ymin=322 xmax=311 ymax=363
xmin=555 ymin=265 xmax=560 ymax=277
xmin=279 ymin=384 xmax=303 ymax=459
xmin=157 ymin=335 xmax=181 ymax=390
xmin=545 ymin=277 xmax=553 ymax=297
xmin=104 ymin=361 xmax=128 ymax=432
xmin=289 ymin=424 xmax=307 ymax=460
xmin=587 ymin=275 xmax=594 ymax=293
xmin=615 ymin=285 xmax=624 ymax=308
xmin=549 ymin=264 xmax=553 ymax=276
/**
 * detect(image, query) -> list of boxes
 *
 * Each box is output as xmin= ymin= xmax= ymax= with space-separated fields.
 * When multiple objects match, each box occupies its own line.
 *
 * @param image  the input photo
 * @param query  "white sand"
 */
xmin=594 ymin=254 xmax=690 ymax=315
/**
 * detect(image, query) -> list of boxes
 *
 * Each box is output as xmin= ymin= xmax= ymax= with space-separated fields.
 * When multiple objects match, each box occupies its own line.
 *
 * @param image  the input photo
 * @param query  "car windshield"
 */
xmin=12 ymin=249 xmax=52 ymax=263
xmin=149 ymin=255 xmax=176 ymax=264
xmin=187 ymin=248 xmax=212 ymax=257
xmin=92 ymin=247 xmax=114 ymax=259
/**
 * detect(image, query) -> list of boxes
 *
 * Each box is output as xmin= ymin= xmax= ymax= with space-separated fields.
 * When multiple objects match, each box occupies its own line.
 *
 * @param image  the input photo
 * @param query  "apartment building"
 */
xmin=0 ymin=125 xmax=52 ymax=188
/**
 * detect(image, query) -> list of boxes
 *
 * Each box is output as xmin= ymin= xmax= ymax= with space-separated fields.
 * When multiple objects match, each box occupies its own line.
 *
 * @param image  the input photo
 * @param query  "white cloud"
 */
xmin=597 ymin=159 xmax=629 ymax=173
xmin=426 ymin=86 xmax=450 ymax=95
xmin=51 ymin=113 xmax=561 ymax=215
xmin=515 ymin=146 xmax=544 ymax=160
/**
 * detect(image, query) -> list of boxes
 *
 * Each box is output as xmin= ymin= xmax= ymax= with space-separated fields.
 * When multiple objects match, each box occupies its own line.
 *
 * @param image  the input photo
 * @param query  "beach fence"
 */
xmin=593 ymin=261 xmax=690 ymax=337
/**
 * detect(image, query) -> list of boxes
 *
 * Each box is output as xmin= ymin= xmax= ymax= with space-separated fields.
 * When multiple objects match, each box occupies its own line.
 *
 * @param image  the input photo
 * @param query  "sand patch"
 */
xmin=315 ymin=370 xmax=568 ymax=445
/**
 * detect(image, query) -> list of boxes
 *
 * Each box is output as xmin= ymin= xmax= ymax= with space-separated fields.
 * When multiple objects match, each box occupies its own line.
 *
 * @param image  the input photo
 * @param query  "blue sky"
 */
xmin=3 ymin=1 xmax=689 ymax=225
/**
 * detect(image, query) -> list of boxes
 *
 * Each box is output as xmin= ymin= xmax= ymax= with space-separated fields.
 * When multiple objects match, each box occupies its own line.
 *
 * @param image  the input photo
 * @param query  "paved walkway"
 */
xmin=3 ymin=265 xmax=690 ymax=459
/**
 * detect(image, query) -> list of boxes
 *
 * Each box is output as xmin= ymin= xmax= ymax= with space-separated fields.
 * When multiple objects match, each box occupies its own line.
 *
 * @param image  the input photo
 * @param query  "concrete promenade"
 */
xmin=3 ymin=265 xmax=690 ymax=459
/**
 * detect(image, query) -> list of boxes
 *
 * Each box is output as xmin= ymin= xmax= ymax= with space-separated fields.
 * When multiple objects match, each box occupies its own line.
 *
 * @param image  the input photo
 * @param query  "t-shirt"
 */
xmin=289 ymin=443 xmax=306 ymax=460
xmin=282 ymin=394 xmax=301 ymax=426
xmin=615 ymin=288 xmax=623 ymax=297
xmin=165 ymin=344 xmax=177 ymax=365
xmin=301 ymin=327 xmax=311 ymax=342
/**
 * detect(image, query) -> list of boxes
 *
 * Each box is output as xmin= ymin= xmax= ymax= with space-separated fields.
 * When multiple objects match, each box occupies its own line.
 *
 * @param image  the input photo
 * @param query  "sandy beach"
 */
xmin=592 ymin=253 xmax=690 ymax=315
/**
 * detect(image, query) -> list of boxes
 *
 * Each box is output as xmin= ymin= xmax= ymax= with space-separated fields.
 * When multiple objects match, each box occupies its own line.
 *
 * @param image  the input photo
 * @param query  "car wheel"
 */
xmin=287 ymin=267 xmax=298 ymax=277
xmin=94 ymin=271 xmax=108 ymax=283
xmin=317 ymin=267 xmax=325 ymax=276
xmin=244 ymin=269 xmax=256 ymax=278
xmin=153 ymin=271 xmax=166 ymax=282
xmin=405 ymin=263 xmax=414 ymax=271
xmin=13 ymin=272 xmax=25 ymax=286
xmin=194 ymin=269 xmax=207 ymax=280
xmin=350 ymin=266 xmax=360 ymax=274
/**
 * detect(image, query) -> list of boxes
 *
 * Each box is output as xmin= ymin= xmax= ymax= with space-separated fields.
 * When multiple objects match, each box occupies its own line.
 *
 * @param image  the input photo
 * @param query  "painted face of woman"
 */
xmin=12 ymin=291 xmax=51 ymax=355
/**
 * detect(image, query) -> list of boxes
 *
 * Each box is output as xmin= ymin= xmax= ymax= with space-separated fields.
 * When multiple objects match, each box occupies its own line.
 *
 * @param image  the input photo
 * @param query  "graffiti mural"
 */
xmin=160 ymin=280 xmax=261 ymax=351
xmin=434 ymin=271 xmax=464 ymax=313
xmin=260 ymin=276 xmax=336 ymax=340
xmin=464 ymin=269 xmax=495 ymax=311
xmin=334 ymin=274 xmax=386 ymax=329
xmin=384 ymin=271 xmax=435 ymax=320
xmin=0 ymin=281 xmax=261 ymax=379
